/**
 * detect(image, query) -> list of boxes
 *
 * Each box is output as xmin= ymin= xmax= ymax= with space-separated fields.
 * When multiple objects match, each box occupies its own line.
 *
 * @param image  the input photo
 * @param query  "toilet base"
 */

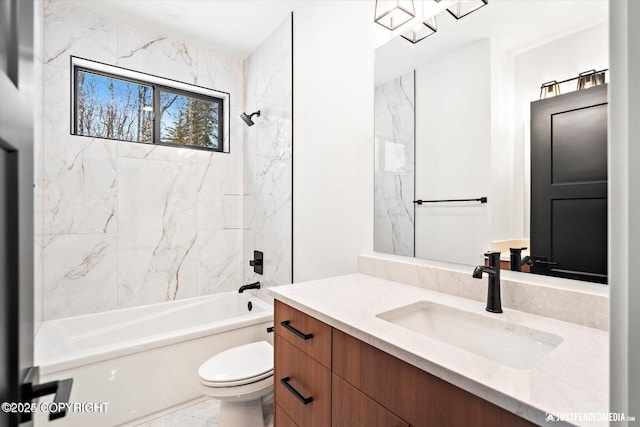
xmin=219 ymin=399 xmax=264 ymax=427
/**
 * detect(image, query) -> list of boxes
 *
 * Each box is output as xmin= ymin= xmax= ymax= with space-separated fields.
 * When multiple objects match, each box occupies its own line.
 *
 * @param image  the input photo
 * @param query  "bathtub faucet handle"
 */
xmin=250 ymin=250 xmax=264 ymax=275
xmin=239 ymin=281 xmax=261 ymax=293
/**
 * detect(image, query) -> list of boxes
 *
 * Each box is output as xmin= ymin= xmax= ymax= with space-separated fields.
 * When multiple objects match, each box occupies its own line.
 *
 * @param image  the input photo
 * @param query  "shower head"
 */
xmin=240 ymin=110 xmax=261 ymax=127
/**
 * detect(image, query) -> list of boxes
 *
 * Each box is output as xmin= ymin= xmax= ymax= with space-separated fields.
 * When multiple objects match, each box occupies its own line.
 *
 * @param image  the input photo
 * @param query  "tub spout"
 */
xmin=239 ymin=282 xmax=261 ymax=293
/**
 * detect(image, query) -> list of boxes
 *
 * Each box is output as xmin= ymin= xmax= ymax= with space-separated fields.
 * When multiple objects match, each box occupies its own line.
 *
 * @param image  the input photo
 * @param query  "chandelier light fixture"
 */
xmin=446 ymin=0 xmax=488 ymax=20
xmin=374 ymin=0 xmax=416 ymax=31
xmin=374 ymin=0 xmax=489 ymax=45
xmin=401 ymin=15 xmax=437 ymax=44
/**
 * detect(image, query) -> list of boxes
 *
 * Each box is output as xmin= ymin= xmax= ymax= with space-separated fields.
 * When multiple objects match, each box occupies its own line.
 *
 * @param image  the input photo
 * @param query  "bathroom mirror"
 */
xmin=374 ymin=0 xmax=609 ymax=281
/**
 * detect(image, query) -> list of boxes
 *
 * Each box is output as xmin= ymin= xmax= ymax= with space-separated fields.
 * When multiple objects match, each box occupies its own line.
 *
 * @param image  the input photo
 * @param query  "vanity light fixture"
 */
xmin=539 ymin=81 xmax=560 ymax=99
xmin=446 ymin=0 xmax=488 ymax=20
xmin=401 ymin=16 xmax=437 ymax=43
xmin=539 ymin=69 xmax=607 ymax=99
xmin=577 ymin=69 xmax=606 ymax=90
xmin=374 ymin=0 xmax=416 ymax=31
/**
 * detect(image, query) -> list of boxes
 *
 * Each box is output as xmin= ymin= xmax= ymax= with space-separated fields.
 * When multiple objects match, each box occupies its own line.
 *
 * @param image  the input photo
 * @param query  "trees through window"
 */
xmin=73 ymin=66 xmax=225 ymax=152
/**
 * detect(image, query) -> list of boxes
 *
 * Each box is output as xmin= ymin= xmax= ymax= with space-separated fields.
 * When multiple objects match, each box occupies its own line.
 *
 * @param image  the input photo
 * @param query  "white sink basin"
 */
xmin=377 ymin=301 xmax=563 ymax=370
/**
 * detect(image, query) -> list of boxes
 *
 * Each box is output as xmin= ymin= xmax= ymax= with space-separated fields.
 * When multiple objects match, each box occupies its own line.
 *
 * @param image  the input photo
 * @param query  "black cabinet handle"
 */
xmin=281 ymin=377 xmax=313 ymax=405
xmin=280 ymin=320 xmax=314 ymax=340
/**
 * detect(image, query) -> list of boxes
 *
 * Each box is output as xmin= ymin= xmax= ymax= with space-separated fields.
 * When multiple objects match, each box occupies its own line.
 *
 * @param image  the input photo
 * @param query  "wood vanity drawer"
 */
xmin=275 ymin=334 xmax=331 ymax=427
xmin=332 ymin=329 xmax=536 ymax=427
xmin=275 ymin=300 xmax=332 ymax=368
xmin=332 ymin=374 xmax=409 ymax=427
xmin=275 ymin=404 xmax=298 ymax=427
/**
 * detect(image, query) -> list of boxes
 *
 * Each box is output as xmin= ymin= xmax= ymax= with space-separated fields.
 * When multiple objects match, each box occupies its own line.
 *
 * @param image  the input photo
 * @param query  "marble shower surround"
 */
xmin=243 ymin=15 xmax=293 ymax=300
xmin=374 ymin=72 xmax=415 ymax=257
xmin=39 ymin=0 xmax=245 ymax=319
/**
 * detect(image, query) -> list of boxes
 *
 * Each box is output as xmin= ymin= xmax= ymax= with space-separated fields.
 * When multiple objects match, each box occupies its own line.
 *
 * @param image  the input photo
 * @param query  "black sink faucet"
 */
xmin=472 ymin=251 xmax=503 ymax=313
xmin=509 ymin=247 xmax=532 ymax=272
xmin=239 ymin=281 xmax=261 ymax=293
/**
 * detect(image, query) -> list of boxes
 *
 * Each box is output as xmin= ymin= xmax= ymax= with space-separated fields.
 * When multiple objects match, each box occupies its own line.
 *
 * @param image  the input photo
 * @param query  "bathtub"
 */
xmin=34 ymin=292 xmax=273 ymax=427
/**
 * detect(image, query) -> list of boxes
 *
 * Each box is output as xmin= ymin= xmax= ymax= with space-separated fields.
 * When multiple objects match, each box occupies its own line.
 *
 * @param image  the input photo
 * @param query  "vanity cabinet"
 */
xmin=332 ymin=374 xmax=408 ymax=427
xmin=274 ymin=301 xmax=332 ymax=427
xmin=274 ymin=301 xmax=536 ymax=427
xmin=332 ymin=329 xmax=535 ymax=427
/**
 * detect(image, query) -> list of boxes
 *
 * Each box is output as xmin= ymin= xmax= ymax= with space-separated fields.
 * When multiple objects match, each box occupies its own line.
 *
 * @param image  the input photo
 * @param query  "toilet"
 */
xmin=198 ymin=341 xmax=274 ymax=427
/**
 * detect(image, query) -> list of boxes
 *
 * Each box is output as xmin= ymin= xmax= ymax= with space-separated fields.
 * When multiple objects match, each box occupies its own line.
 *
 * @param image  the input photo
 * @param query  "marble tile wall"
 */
xmin=358 ymin=253 xmax=609 ymax=330
xmin=243 ymin=15 xmax=293 ymax=300
xmin=374 ymin=72 xmax=415 ymax=257
xmin=39 ymin=0 xmax=244 ymax=319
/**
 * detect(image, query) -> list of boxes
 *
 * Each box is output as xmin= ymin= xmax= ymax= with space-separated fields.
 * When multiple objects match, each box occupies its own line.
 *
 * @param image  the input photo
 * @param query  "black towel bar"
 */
xmin=413 ymin=197 xmax=487 ymax=205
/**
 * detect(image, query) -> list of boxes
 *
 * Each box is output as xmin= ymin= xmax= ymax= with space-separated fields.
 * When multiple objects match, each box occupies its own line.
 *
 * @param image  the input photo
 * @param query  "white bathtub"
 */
xmin=34 ymin=292 xmax=273 ymax=427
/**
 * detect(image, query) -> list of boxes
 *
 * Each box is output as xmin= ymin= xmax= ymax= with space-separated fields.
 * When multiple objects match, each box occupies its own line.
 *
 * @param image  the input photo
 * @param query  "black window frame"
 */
xmin=72 ymin=63 xmax=226 ymax=153
xmin=156 ymin=85 xmax=224 ymax=151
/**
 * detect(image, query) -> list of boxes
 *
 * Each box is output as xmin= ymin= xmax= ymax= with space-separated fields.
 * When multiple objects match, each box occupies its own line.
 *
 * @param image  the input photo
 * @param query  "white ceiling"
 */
xmin=375 ymin=0 xmax=609 ymax=85
xmin=65 ymin=0 xmax=608 ymax=65
xmin=64 ymin=0 xmax=303 ymax=59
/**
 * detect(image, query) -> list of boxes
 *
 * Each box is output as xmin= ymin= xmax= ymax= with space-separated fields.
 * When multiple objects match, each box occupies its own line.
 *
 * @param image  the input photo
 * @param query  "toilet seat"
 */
xmin=199 ymin=341 xmax=273 ymax=388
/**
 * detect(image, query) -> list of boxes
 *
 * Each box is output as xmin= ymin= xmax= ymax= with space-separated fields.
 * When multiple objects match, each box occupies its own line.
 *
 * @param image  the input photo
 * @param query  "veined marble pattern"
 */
xmin=196 ymin=151 xmax=243 ymax=231
xmin=374 ymin=72 xmax=415 ymax=257
xmin=243 ymin=15 xmax=293 ymax=300
xmin=117 ymin=157 xmax=198 ymax=308
xmin=116 ymin=26 xmax=197 ymax=84
xmin=43 ymin=135 xmax=117 ymax=235
xmin=118 ymin=142 xmax=196 ymax=164
xmin=43 ymin=233 xmax=117 ymax=319
xmin=134 ymin=397 xmax=274 ymax=427
xmin=196 ymin=228 xmax=243 ymax=295
xmin=43 ymin=0 xmax=117 ymax=68
xmin=40 ymin=0 xmax=244 ymax=319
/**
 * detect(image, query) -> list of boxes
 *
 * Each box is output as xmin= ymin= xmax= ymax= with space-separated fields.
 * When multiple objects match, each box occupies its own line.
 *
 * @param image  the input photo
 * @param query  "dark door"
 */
xmin=1 ymin=0 xmax=36 ymax=425
xmin=0 ymin=140 xmax=23 ymax=427
xmin=2 ymin=1 xmax=72 ymax=425
xmin=530 ymin=84 xmax=608 ymax=284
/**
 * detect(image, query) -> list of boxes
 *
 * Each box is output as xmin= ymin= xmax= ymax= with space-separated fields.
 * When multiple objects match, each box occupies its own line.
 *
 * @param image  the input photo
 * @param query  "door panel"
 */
xmin=551 ymin=198 xmax=607 ymax=278
xmin=1 ymin=0 xmax=36 ymax=425
xmin=530 ymin=84 xmax=608 ymax=283
xmin=551 ymin=104 xmax=607 ymax=184
xmin=0 ymin=141 xmax=20 ymax=427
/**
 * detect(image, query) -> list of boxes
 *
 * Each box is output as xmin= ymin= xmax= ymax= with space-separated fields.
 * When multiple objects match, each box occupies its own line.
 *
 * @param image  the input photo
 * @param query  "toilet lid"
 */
xmin=199 ymin=341 xmax=273 ymax=385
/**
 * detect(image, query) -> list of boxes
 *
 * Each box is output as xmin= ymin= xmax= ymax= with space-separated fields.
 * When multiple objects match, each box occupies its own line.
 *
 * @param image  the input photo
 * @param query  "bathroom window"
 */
xmin=72 ymin=57 xmax=229 ymax=152
xmin=159 ymin=89 xmax=223 ymax=150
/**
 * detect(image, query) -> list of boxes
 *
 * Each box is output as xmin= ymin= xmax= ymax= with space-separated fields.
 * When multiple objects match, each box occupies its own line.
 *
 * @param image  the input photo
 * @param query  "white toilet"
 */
xmin=198 ymin=341 xmax=274 ymax=427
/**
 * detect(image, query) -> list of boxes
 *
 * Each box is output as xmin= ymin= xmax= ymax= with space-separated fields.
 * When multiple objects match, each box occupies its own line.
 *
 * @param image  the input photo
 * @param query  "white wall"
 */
xmin=610 ymin=1 xmax=640 ymax=421
xmin=414 ymin=40 xmax=491 ymax=265
xmin=292 ymin=1 xmax=385 ymax=281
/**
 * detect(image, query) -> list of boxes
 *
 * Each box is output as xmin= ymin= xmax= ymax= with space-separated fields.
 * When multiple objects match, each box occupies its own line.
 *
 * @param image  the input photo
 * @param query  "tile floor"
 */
xmin=136 ymin=398 xmax=274 ymax=427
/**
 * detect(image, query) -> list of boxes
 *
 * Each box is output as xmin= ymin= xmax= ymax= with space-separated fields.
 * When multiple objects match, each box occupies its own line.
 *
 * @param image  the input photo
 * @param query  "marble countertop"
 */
xmin=269 ymin=273 xmax=608 ymax=427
